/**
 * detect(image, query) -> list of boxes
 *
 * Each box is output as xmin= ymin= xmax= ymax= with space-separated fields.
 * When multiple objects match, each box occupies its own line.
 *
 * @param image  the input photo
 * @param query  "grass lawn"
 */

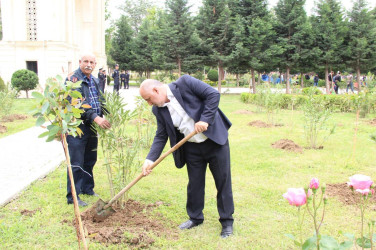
xmin=0 ymin=98 xmax=37 ymax=138
xmin=1 ymin=95 xmax=376 ymax=249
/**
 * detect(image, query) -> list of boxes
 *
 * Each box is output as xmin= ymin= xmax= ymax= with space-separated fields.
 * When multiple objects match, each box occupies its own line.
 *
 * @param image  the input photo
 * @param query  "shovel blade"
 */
xmin=86 ymin=198 xmax=116 ymax=222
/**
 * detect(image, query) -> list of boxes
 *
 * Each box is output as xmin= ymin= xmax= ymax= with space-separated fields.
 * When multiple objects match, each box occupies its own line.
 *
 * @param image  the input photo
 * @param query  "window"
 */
xmin=26 ymin=0 xmax=37 ymax=41
xmin=26 ymin=61 xmax=38 ymax=74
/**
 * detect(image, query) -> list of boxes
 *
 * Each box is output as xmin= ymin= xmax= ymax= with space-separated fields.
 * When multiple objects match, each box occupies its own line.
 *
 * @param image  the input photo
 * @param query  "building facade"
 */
xmin=0 ymin=0 xmax=106 ymax=87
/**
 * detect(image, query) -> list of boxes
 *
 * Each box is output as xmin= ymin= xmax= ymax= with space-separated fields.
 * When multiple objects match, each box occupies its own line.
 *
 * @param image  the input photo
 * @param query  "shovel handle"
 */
xmin=104 ymin=130 xmax=197 ymax=209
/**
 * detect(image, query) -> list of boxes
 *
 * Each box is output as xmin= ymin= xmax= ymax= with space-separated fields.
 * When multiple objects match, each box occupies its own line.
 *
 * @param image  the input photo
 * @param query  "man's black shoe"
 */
xmin=67 ymin=199 xmax=88 ymax=207
xmin=220 ymin=225 xmax=233 ymax=238
xmin=178 ymin=220 xmax=202 ymax=230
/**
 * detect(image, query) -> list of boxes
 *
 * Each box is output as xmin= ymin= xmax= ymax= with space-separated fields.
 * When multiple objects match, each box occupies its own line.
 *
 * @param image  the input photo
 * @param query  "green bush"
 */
xmin=0 ymin=76 xmax=6 ymax=92
xmin=302 ymin=87 xmax=322 ymax=95
xmin=11 ymin=69 xmax=38 ymax=98
xmin=107 ymin=75 xmax=112 ymax=85
xmin=207 ymin=70 xmax=218 ymax=82
xmin=203 ymin=80 xmax=217 ymax=86
xmin=193 ymin=71 xmax=204 ymax=81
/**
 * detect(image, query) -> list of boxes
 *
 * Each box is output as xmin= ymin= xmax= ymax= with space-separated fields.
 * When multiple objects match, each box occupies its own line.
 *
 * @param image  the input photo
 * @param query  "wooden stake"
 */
xmin=62 ymin=134 xmax=88 ymax=250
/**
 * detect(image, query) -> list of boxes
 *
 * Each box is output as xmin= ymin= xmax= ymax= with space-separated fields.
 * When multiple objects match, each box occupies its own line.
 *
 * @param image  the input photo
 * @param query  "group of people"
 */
xmin=111 ymin=64 xmax=130 ymax=93
xmin=65 ymin=53 xmax=234 ymax=238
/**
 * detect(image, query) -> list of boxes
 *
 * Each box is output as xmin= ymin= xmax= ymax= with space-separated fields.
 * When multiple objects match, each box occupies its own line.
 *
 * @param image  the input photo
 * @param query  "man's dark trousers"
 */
xmin=184 ymin=139 xmax=234 ymax=227
xmin=66 ymin=124 xmax=98 ymax=202
xmin=113 ymin=78 xmax=120 ymax=93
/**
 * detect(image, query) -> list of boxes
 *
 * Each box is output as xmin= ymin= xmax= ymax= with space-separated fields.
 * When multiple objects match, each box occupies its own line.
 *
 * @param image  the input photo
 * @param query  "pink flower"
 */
xmin=309 ymin=178 xmax=320 ymax=189
xmin=283 ymin=188 xmax=307 ymax=207
xmin=347 ymin=174 xmax=373 ymax=190
xmin=356 ymin=189 xmax=370 ymax=196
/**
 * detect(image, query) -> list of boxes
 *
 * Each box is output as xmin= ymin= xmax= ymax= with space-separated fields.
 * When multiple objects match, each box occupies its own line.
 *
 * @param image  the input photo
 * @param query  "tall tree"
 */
xmin=110 ymin=16 xmax=134 ymax=70
xmin=196 ymin=0 xmax=233 ymax=93
xmin=274 ymin=0 xmax=310 ymax=94
xmin=344 ymin=0 xmax=376 ymax=91
xmin=121 ymin=0 xmax=153 ymax=34
xmin=311 ymin=0 xmax=346 ymax=93
xmin=228 ymin=0 xmax=274 ymax=93
xmin=105 ymin=0 xmax=115 ymax=68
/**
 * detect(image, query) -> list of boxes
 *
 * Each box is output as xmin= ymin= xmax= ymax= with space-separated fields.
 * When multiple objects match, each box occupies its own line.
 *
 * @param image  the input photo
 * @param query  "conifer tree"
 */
xmin=110 ymin=16 xmax=134 ymax=70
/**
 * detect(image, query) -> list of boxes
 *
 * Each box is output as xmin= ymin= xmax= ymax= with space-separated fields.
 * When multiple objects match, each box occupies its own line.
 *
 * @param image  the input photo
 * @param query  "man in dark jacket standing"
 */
xmin=98 ymin=68 xmax=106 ymax=93
xmin=112 ymin=64 xmax=120 ymax=93
xmin=125 ymin=70 xmax=130 ymax=89
xmin=66 ymin=53 xmax=111 ymax=206
xmin=139 ymin=75 xmax=234 ymax=238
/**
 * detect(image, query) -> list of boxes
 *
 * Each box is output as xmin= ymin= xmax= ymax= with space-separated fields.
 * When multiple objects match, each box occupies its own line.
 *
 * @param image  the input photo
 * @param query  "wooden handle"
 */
xmin=104 ymin=130 xmax=197 ymax=209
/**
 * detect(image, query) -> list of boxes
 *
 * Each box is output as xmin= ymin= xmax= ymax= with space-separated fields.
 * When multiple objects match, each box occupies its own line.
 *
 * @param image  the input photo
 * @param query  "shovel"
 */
xmin=87 ymin=130 xmax=197 ymax=222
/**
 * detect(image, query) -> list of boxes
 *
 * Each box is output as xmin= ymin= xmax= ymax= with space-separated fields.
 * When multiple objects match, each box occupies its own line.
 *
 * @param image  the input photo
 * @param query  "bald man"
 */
xmin=140 ymin=75 xmax=234 ymax=238
xmin=65 ymin=53 xmax=111 ymax=207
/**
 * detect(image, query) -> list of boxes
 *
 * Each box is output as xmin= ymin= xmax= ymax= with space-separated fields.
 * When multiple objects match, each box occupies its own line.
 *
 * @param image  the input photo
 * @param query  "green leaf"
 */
xmin=32 ymin=91 xmax=44 ymax=100
xmin=340 ymin=232 xmax=355 ymax=241
xmin=62 ymin=120 xmax=68 ymax=133
xmin=56 ymin=75 xmax=63 ymax=83
xmin=48 ymin=125 xmax=60 ymax=137
xmin=38 ymin=131 xmax=49 ymax=138
xmin=70 ymin=91 xmax=82 ymax=98
xmin=41 ymin=101 xmax=50 ymax=114
xmin=285 ymin=234 xmax=295 ymax=241
xmin=35 ymin=116 xmax=46 ymax=127
xmin=356 ymin=237 xmax=372 ymax=248
xmin=46 ymin=135 xmax=56 ymax=142
xmin=339 ymin=241 xmax=353 ymax=250
xmin=302 ymin=236 xmax=317 ymax=250
xmin=320 ymin=235 xmax=339 ymax=250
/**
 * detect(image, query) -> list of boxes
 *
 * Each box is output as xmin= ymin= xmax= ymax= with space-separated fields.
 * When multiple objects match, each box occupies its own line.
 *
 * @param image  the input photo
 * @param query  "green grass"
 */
xmin=1 ymin=95 xmax=376 ymax=248
xmin=0 ymin=98 xmax=37 ymax=138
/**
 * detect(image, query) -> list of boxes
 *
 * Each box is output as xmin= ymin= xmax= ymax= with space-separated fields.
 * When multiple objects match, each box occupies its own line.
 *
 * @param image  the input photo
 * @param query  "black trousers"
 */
xmin=66 ymin=124 xmax=98 ymax=202
xmin=121 ymin=79 xmax=126 ymax=88
xmin=183 ymin=139 xmax=234 ymax=226
xmin=113 ymin=79 xmax=119 ymax=93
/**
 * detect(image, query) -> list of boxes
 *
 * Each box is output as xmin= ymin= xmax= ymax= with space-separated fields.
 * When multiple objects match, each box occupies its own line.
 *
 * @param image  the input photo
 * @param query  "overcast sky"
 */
xmin=107 ymin=0 xmax=376 ymax=27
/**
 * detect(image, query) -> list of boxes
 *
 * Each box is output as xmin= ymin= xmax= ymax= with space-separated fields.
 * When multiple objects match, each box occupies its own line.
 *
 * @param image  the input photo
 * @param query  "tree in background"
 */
xmin=311 ymin=0 xmax=346 ymax=93
xmin=274 ymin=0 xmax=310 ymax=94
xmin=110 ymin=16 xmax=134 ymax=71
xmin=344 ymin=0 xmax=376 ymax=91
xmin=105 ymin=0 xmax=116 ymax=68
xmin=196 ymin=0 xmax=233 ymax=93
xmin=11 ymin=69 xmax=38 ymax=98
xmin=121 ymin=0 xmax=152 ymax=34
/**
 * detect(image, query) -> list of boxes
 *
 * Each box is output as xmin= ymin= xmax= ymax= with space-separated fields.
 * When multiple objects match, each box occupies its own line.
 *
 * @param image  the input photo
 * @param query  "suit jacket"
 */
xmin=146 ymin=74 xmax=232 ymax=168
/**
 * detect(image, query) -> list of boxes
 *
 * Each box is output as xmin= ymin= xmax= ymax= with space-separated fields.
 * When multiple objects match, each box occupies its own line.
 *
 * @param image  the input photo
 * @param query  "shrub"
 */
xmin=11 ymin=69 xmax=38 ymax=98
xmin=302 ymin=87 xmax=322 ymax=95
xmin=193 ymin=71 xmax=204 ymax=81
xmin=203 ymin=80 xmax=217 ymax=86
xmin=207 ymin=69 xmax=218 ymax=82
xmin=107 ymin=75 xmax=112 ymax=85
xmin=0 ymin=76 xmax=6 ymax=92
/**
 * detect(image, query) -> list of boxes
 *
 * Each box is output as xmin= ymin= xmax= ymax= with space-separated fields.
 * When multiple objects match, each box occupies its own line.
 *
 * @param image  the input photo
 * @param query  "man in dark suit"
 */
xmin=125 ymin=70 xmax=130 ymax=89
xmin=139 ymin=75 xmax=234 ymax=238
xmin=112 ymin=64 xmax=120 ymax=93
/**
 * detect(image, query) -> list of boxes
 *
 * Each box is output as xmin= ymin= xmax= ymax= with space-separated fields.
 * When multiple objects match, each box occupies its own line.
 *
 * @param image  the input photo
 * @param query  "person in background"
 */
xmin=346 ymin=73 xmax=354 ymax=93
xmin=120 ymin=70 xmax=126 ymax=89
xmin=125 ymin=70 xmax=130 ymax=89
xmin=333 ymin=71 xmax=341 ymax=94
xmin=313 ymin=74 xmax=319 ymax=87
xmin=112 ymin=64 xmax=120 ymax=93
xmin=98 ymin=68 xmax=106 ymax=93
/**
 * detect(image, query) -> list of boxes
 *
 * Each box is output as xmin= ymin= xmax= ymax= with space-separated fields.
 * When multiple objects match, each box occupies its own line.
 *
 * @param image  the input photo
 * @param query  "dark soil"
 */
xmin=368 ymin=119 xmax=376 ymax=126
xmin=20 ymin=208 xmax=40 ymax=217
xmin=326 ymin=183 xmax=376 ymax=208
xmin=248 ymin=120 xmax=283 ymax=128
xmin=0 ymin=124 xmax=6 ymax=133
xmin=81 ymin=199 xmax=178 ymax=247
xmin=1 ymin=114 xmax=28 ymax=122
xmin=271 ymin=139 xmax=303 ymax=153
xmin=233 ymin=109 xmax=254 ymax=115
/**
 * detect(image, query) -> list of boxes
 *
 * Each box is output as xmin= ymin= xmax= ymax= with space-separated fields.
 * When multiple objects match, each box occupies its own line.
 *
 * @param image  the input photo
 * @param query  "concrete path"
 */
xmin=0 ymin=86 xmax=140 ymax=206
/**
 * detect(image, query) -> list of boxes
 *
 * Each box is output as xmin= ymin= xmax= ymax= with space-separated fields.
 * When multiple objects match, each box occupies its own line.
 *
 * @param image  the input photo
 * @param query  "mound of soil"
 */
xmin=369 ymin=119 xmax=376 ymax=126
xmin=0 ymin=124 xmax=7 ymax=133
xmin=20 ymin=208 xmax=40 ymax=217
xmin=233 ymin=109 xmax=254 ymax=115
xmin=1 ymin=114 xmax=28 ymax=122
xmin=271 ymin=139 xmax=303 ymax=153
xmin=248 ymin=120 xmax=283 ymax=128
xmin=81 ymin=199 xmax=178 ymax=247
xmin=326 ymin=183 xmax=376 ymax=207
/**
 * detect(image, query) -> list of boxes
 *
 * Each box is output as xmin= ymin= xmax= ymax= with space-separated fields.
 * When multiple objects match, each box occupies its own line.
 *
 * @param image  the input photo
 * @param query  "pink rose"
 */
xmin=309 ymin=178 xmax=320 ymax=189
xmin=347 ymin=174 xmax=373 ymax=190
xmin=356 ymin=189 xmax=370 ymax=196
xmin=283 ymin=188 xmax=307 ymax=207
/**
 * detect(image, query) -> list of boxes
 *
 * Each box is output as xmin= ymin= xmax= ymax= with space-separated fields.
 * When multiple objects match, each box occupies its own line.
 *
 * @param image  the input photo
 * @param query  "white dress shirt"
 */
xmin=163 ymin=85 xmax=207 ymax=143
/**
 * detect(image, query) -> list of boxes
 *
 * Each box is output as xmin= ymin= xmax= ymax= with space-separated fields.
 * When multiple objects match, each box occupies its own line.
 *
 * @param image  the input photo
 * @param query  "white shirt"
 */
xmin=164 ymin=85 xmax=207 ymax=143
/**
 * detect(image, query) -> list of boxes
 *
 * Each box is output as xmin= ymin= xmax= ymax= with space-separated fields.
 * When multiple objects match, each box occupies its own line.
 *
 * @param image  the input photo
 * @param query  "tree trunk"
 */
xmin=357 ymin=66 xmax=361 ymax=92
xmin=325 ymin=65 xmax=330 ymax=94
xmin=26 ymin=90 xmax=29 ymax=98
xmin=178 ymin=58 xmax=181 ymax=78
xmin=286 ymin=67 xmax=290 ymax=94
xmin=250 ymin=68 xmax=256 ymax=94
xmin=236 ymin=74 xmax=239 ymax=87
xmin=300 ymin=73 xmax=304 ymax=88
xmin=218 ymin=62 xmax=223 ymax=94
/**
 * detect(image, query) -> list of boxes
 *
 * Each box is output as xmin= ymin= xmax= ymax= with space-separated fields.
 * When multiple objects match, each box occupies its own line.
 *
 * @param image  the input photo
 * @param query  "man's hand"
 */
xmin=195 ymin=121 xmax=208 ymax=133
xmin=94 ymin=116 xmax=111 ymax=129
xmin=142 ymin=160 xmax=154 ymax=176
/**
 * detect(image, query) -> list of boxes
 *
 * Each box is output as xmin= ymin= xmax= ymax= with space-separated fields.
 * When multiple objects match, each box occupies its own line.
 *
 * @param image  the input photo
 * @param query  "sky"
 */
xmin=107 ymin=0 xmax=376 ymax=27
